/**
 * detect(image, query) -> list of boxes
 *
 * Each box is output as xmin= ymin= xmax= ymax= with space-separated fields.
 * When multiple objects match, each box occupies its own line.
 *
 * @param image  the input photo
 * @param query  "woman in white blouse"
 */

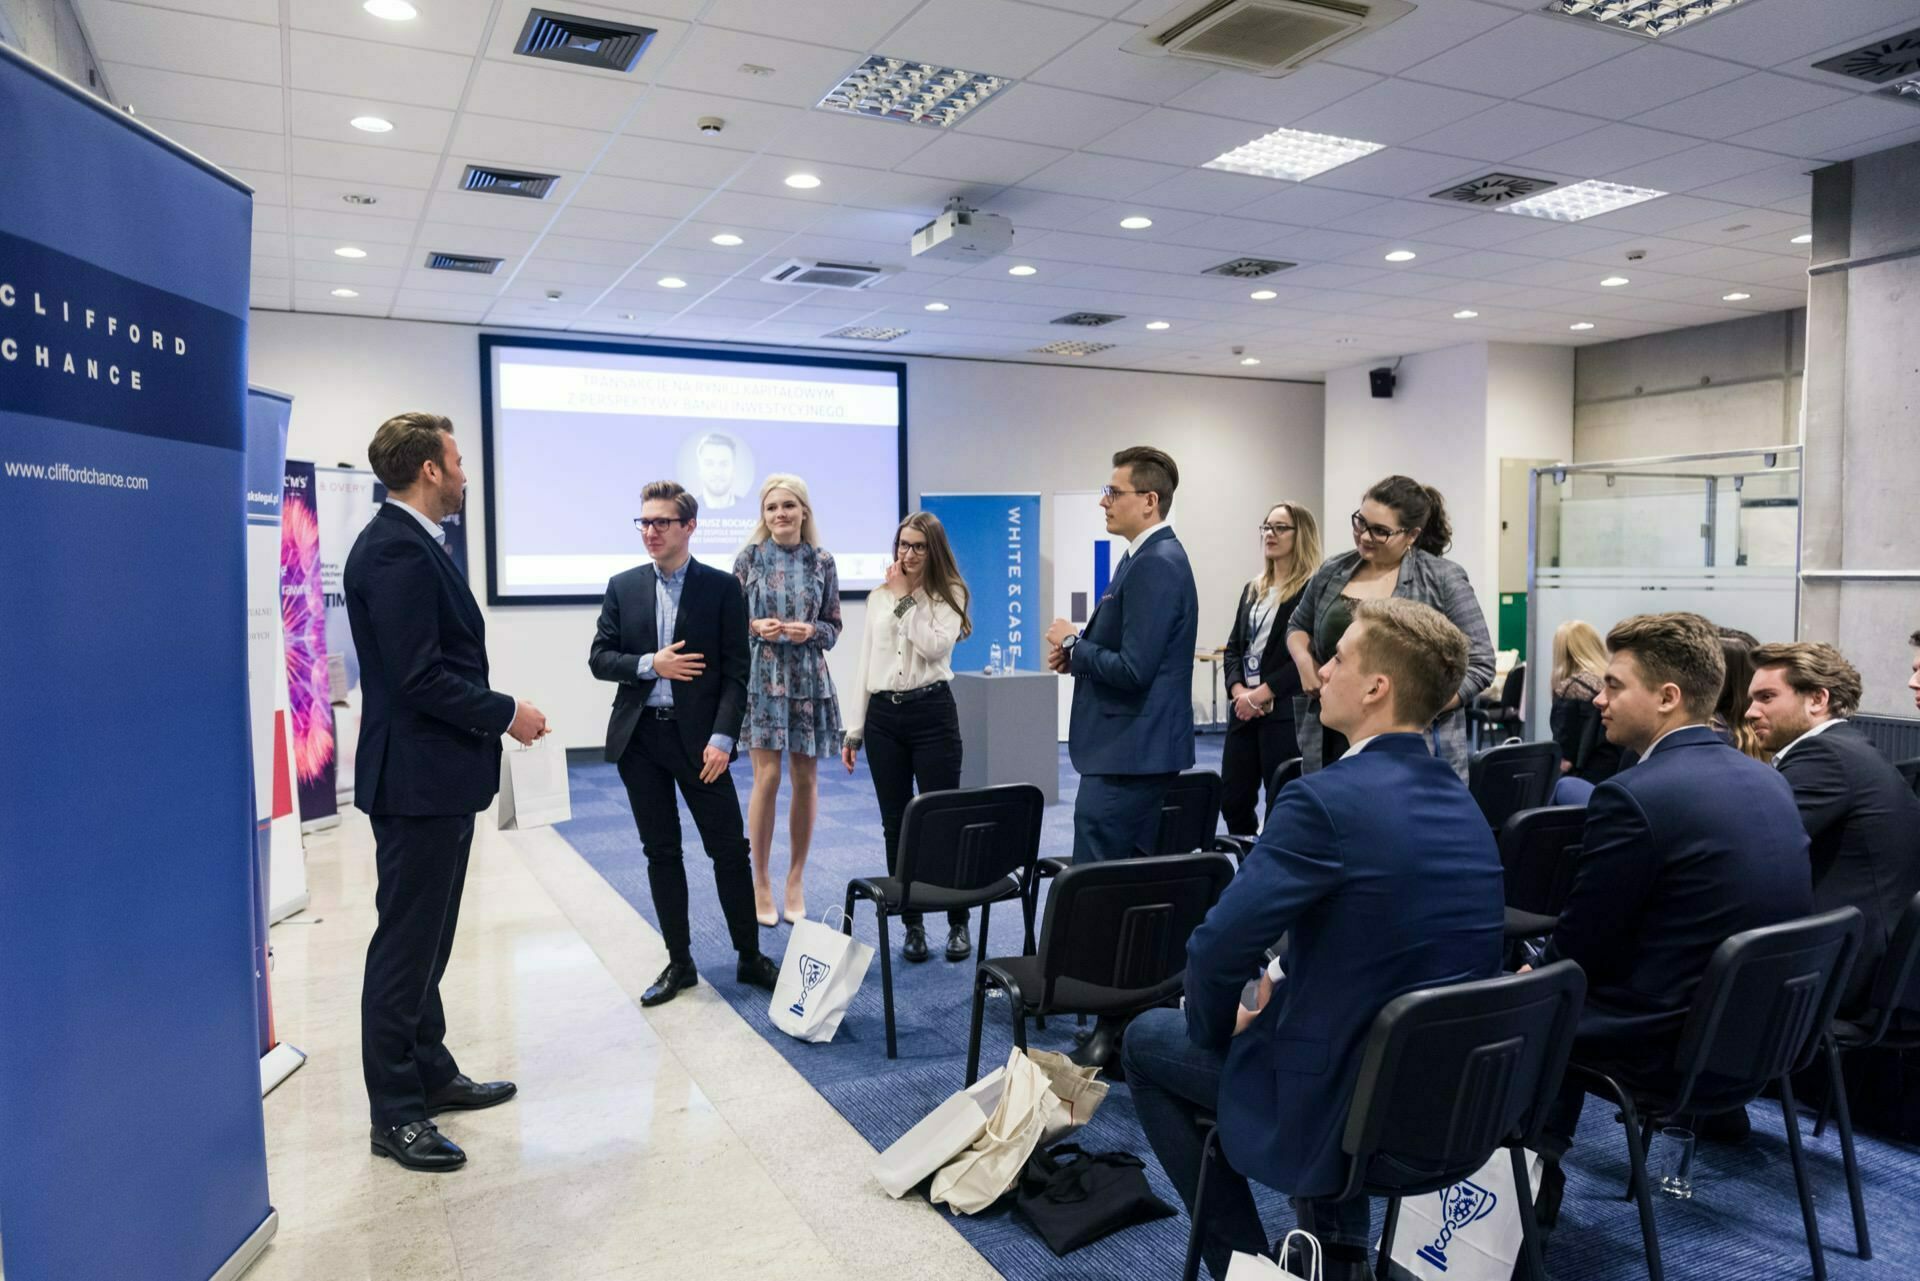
xmin=840 ymin=511 xmax=973 ymax=964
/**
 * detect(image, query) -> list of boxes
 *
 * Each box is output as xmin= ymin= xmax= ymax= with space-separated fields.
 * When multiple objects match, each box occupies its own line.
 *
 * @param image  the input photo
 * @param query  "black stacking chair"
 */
xmin=1468 ymin=741 xmax=1560 ymax=831
xmin=843 ymin=783 xmax=1044 ymax=1059
xmin=1219 ymin=757 xmax=1304 ymax=861
xmin=1181 ymin=962 xmax=1587 ymax=1281
xmin=1810 ymin=891 xmax=1920 ymax=1260
xmin=965 ymin=852 xmax=1235 ymax=1084
xmin=1467 ymin=662 xmax=1526 ymax=749
xmin=1498 ymin=805 xmax=1586 ymax=944
xmin=1567 ymin=908 xmax=1861 ymax=1281
xmin=1896 ymin=757 xmax=1920 ymax=798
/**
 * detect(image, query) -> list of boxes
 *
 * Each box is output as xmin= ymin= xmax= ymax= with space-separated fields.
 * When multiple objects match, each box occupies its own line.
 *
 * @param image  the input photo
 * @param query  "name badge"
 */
xmin=1244 ymin=652 xmax=1263 ymax=682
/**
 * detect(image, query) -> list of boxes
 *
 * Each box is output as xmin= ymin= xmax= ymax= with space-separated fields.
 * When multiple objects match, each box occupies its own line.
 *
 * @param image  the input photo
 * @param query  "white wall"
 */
xmin=247 ymin=311 xmax=1324 ymax=749
xmin=1484 ymin=343 xmax=1575 ymax=603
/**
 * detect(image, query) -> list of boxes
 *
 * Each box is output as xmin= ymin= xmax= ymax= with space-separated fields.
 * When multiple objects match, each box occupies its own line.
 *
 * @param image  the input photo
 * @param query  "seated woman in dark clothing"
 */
xmin=1550 ymin=620 xmax=1621 ymax=785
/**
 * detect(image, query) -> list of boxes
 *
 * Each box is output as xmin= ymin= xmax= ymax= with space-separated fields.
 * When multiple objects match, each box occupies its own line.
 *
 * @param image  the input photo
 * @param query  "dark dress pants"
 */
xmin=617 ymin=716 xmax=761 ymax=965
xmin=863 ymin=688 xmax=967 ymax=928
xmin=1072 ymin=771 xmax=1178 ymax=862
xmin=363 ymin=812 xmax=475 ymax=1128
xmin=1220 ymin=713 xmax=1300 ymax=836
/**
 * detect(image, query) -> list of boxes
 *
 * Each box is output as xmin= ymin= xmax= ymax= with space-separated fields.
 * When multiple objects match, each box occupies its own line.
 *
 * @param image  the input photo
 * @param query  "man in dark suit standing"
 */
xmin=1044 ymin=445 xmax=1199 ymax=863
xmin=1748 ymin=641 xmax=1920 ymax=1012
xmin=346 ymin=412 xmax=547 ymax=1172
xmin=1124 ymin=599 xmax=1504 ymax=1281
xmin=589 ymin=481 xmax=779 ymax=1008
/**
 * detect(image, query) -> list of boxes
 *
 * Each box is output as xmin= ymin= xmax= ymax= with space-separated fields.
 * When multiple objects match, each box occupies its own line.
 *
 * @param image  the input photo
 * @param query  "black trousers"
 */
xmin=363 ymin=812 xmax=474 ymax=1128
xmin=864 ymin=687 xmax=967 ymax=928
xmin=1219 ymin=714 xmax=1300 ymax=836
xmin=617 ymin=716 xmax=762 ymax=965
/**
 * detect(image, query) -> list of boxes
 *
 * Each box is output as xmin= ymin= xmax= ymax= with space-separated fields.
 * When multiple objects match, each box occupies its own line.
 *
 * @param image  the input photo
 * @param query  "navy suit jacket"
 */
xmin=1067 ymin=525 xmax=1199 ymax=776
xmin=1545 ymin=724 xmax=1812 ymax=1053
xmin=1186 ymin=734 xmax=1505 ymax=1198
xmin=589 ymin=559 xmax=750 ymax=766
xmin=345 ymin=504 xmax=516 ymax=817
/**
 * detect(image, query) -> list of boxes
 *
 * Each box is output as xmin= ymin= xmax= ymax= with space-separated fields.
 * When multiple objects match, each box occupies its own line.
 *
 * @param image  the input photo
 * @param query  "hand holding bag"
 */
xmin=768 ymin=909 xmax=874 ymax=1044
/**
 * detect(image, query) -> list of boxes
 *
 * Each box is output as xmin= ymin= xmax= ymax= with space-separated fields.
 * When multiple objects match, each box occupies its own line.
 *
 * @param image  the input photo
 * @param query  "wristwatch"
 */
xmin=1060 ymin=633 xmax=1079 ymax=654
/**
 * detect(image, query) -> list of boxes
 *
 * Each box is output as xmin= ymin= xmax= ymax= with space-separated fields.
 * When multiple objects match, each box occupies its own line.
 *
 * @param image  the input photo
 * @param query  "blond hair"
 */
xmin=1606 ymin=613 xmax=1726 ymax=721
xmin=1351 ymin=598 xmax=1469 ymax=726
xmin=1253 ymin=502 xmax=1322 ymax=604
xmin=746 ymin=473 xmax=821 ymax=548
xmin=1552 ymin=620 xmax=1609 ymax=687
xmin=1751 ymin=641 xmax=1863 ymax=719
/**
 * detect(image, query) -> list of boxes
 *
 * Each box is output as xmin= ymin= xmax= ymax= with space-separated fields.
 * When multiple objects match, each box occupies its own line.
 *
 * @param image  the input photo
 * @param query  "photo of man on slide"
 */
xmin=690 ymin=432 xmax=749 ymax=513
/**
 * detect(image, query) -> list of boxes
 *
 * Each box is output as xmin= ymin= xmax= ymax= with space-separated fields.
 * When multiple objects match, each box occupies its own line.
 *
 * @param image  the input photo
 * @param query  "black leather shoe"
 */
xmin=641 ymin=960 xmax=698 ymax=1007
xmin=902 ymin=925 xmax=930 ymax=963
xmin=736 ymin=953 xmax=780 ymax=991
xmin=370 ymin=1120 xmax=466 ymax=1172
xmin=945 ymin=923 xmax=972 ymax=962
xmin=426 ymin=1074 xmax=517 ymax=1116
xmin=1070 ymin=1017 xmax=1124 ymax=1073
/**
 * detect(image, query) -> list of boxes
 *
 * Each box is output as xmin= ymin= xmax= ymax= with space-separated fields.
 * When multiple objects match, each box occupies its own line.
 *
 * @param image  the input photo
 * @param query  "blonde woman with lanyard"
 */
xmin=841 ymin=512 xmax=974 ymax=963
xmin=1220 ymin=502 xmax=1321 ymax=834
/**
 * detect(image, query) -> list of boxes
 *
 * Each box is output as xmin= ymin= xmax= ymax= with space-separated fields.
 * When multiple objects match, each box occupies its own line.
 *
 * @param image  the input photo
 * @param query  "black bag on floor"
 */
xmin=1014 ymin=1142 xmax=1176 ymax=1256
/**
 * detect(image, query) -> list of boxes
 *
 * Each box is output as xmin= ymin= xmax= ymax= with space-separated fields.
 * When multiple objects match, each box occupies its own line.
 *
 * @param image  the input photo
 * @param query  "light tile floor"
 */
xmin=248 ymin=810 xmax=1000 ymax=1281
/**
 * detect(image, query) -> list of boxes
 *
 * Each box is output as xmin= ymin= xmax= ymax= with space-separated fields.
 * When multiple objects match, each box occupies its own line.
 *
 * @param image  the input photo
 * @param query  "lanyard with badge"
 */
xmin=1243 ymin=590 xmax=1277 ymax=685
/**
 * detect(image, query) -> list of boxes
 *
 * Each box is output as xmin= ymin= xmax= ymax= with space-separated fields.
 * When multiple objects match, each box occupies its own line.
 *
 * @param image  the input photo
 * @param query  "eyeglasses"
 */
xmin=634 ymin=517 xmax=686 ymax=532
xmin=1258 ymin=523 xmax=1295 ymax=535
xmin=1350 ymin=511 xmax=1407 ymax=542
xmin=1101 ymin=486 xmax=1148 ymax=500
xmin=895 ymin=541 xmax=929 ymax=557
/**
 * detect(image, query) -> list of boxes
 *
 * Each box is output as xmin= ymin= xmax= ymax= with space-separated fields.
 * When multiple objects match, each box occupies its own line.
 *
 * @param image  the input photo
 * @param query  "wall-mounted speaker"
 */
xmin=1369 ymin=366 xmax=1396 ymax=398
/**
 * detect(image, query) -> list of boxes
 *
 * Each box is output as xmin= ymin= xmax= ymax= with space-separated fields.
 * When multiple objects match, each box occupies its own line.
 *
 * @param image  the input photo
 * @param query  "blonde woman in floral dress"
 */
xmin=733 ymin=474 xmax=843 ymax=925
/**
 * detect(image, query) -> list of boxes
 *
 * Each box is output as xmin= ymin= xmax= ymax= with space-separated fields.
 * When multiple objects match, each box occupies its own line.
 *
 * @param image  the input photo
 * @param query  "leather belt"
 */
xmin=642 ymin=706 xmax=677 ymax=721
xmin=881 ymin=681 xmax=948 ymax=706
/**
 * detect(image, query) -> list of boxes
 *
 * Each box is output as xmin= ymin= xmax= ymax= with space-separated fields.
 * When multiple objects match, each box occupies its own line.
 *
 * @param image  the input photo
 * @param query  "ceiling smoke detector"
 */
xmin=1124 ymin=0 xmax=1416 ymax=77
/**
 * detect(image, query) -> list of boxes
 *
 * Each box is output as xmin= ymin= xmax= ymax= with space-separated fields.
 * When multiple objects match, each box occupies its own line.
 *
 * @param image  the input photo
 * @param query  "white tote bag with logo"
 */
xmin=768 ymin=909 xmax=874 ymax=1044
xmin=497 ymin=736 xmax=571 ymax=830
xmin=1387 ymin=1149 xmax=1544 ymax=1281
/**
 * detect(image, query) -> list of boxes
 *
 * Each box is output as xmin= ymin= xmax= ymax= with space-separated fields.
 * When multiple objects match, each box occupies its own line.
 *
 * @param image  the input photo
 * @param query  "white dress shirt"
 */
xmin=844 ymin=584 xmax=962 ymax=738
xmin=1771 ymin=715 xmax=1844 ymax=765
xmin=386 ymin=497 xmax=445 ymax=544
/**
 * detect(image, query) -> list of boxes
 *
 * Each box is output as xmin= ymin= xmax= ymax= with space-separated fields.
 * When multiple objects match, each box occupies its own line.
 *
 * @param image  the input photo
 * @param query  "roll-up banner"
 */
xmin=315 ymin=466 xmax=379 ymax=804
xmin=918 ymin=493 xmax=1040 ymax=675
xmin=282 ymin=459 xmax=338 ymax=831
xmin=1050 ymin=491 xmax=1130 ymax=741
xmin=0 ymin=42 xmax=276 ymax=1281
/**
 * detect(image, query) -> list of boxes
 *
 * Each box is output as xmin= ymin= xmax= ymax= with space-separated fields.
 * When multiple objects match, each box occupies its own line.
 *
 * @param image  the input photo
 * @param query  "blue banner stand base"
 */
xmin=209 ymin=1211 xmax=278 ymax=1281
xmin=260 ymin=1044 xmax=308 ymax=1098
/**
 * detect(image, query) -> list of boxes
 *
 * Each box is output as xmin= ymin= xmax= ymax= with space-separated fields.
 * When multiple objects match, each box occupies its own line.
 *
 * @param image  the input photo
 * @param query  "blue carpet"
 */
xmin=554 ymin=741 xmax=1919 ymax=1279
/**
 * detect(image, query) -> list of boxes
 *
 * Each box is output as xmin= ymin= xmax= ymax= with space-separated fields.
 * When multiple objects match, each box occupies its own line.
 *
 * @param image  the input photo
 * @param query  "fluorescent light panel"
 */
xmin=1543 ymin=0 xmax=1751 ymax=39
xmin=1502 ymin=179 xmax=1666 ymax=222
xmin=1205 ymin=126 xmax=1384 ymax=182
xmin=818 ymin=56 xmax=1007 ymax=129
xmin=825 ymin=325 xmax=908 ymax=341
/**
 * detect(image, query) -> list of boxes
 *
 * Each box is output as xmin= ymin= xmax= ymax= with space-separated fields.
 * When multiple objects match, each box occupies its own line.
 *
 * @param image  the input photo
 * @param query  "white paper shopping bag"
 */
xmin=872 ymin=1068 xmax=1006 ymax=1199
xmin=768 ymin=910 xmax=874 ymax=1044
xmin=930 ymin=1047 xmax=1058 ymax=1214
xmin=497 ymin=736 xmax=571 ymax=830
xmin=1228 ymin=1229 xmax=1321 ymax=1280
xmin=1388 ymin=1149 xmax=1544 ymax=1281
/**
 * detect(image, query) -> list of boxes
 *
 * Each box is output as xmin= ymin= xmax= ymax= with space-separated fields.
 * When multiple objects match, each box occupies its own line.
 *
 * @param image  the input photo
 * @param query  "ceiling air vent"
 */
xmin=1052 ymin=312 xmax=1125 ymax=327
xmin=514 ymin=9 xmax=657 ymax=73
xmin=1812 ymin=27 xmax=1920 ymax=106
xmin=1122 ymin=0 xmax=1414 ymax=77
xmin=461 ymin=165 xmax=559 ymax=199
xmin=824 ymin=325 xmax=908 ymax=341
xmin=426 ymin=252 xmax=503 ymax=274
xmin=1203 ymin=257 xmax=1295 ymax=279
xmin=1431 ymin=172 xmax=1560 ymax=207
xmin=1033 ymin=340 xmax=1115 ymax=357
xmin=761 ymin=259 xmax=887 ymax=290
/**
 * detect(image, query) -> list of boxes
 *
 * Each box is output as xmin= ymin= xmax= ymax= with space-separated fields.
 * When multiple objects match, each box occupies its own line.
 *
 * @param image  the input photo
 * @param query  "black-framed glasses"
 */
xmin=634 ymin=517 xmax=687 ymax=533
xmin=1258 ymin=523 xmax=1295 ymax=535
xmin=1350 ymin=510 xmax=1407 ymax=542
xmin=895 ymin=540 xmax=929 ymax=557
xmin=1101 ymin=485 xmax=1148 ymax=500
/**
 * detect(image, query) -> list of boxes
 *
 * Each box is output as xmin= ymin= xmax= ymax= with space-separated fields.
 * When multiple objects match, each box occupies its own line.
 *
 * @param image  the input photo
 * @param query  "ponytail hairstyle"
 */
xmin=1366 ymin=474 xmax=1452 ymax=557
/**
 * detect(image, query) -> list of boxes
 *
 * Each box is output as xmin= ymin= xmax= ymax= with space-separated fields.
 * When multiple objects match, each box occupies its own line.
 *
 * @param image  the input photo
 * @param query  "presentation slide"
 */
xmin=481 ymin=338 xmax=906 ymax=603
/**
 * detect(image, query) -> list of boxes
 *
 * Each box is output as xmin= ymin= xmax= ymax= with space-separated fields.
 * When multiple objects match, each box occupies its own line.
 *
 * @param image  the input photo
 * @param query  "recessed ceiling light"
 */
xmin=817 ymin=55 xmax=1007 ymax=129
xmin=1120 ymin=215 xmax=1154 ymax=230
xmin=331 ymin=288 xmax=360 ymax=298
xmin=1600 ymin=275 xmax=1630 ymax=287
xmin=618 ymin=312 xmax=637 ymax=320
xmin=1383 ymin=249 xmax=1417 ymax=263
xmin=1569 ymin=322 xmax=1595 ymax=331
xmin=1145 ymin=321 xmax=1171 ymax=330
xmin=784 ymin=173 xmax=821 ymax=189
xmin=710 ymin=233 xmax=744 ymax=246
xmin=1250 ymin=289 xmax=1277 ymax=301
xmin=1008 ymin=264 xmax=1037 ymax=276
xmin=657 ymin=276 xmax=687 ymax=288
xmin=1240 ymin=357 xmax=1261 ymax=366
xmin=1503 ymin=179 xmax=1666 ymax=223
xmin=362 ymin=0 xmax=417 ymax=19
xmin=1453 ymin=309 xmax=1479 ymax=319
xmin=923 ymin=302 xmax=950 ymax=312
xmin=350 ymin=115 xmax=394 ymax=133
xmin=1791 ymin=233 xmax=1812 ymax=245
xmin=1205 ymin=125 xmax=1385 ymax=182
xmin=1542 ymin=0 xmax=1758 ymax=39
xmin=1722 ymin=291 xmax=1752 ymax=301
xmin=334 ymin=246 xmax=367 ymax=258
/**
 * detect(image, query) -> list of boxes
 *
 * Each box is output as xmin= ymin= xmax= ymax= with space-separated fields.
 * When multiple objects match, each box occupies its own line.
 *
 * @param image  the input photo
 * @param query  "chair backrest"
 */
xmin=1338 ymin=961 xmax=1587 ymax=1201
xmin=1497 ymin=806 xmax=1587 ymax=917
xmin=1468 ymin=741 xmax=1560 ymax=829
xmin=1264 ymin=757 xmax=1304 ymax=823
xmin=1860 ymin=891 xmax=1920 ymax=1043
xmin=894 ymin=784 xmax=1045 ymax=902
xmin=1499 ymin=662 xmax=1527 ymax=711
xmin=1668 ymin=907 xmax=1863 ymax=1111
xmin=1146 ymin=769 xmax=1223 ymax=856
xmin=1897 ymin=757 xmax=1920 ymax=799
xmin=1037 ymin=853 xmax=1236 ymax=1009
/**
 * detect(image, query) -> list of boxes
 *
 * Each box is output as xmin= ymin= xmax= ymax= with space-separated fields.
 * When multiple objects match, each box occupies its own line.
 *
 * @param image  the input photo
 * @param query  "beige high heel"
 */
xmin=753 ymin=878 xmax=779 ymax=928
xmin=783 ymin=874 xmax=807 ymax=925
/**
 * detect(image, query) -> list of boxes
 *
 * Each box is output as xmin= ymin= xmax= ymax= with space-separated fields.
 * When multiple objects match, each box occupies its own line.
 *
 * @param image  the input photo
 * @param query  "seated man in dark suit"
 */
xmin=1124 ymin=599 xmax=1505 ymax=1281
xmin=1748 ymin=641 xmax=1920 ymax=1014
xmin=1537 ymin=612 xmax=1812 ymax=1209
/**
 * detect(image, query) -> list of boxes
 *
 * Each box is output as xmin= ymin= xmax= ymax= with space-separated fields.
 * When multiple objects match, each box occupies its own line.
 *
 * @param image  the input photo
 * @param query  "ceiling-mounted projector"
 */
xmin=911 ymin=199 xmax=1015 ymax=263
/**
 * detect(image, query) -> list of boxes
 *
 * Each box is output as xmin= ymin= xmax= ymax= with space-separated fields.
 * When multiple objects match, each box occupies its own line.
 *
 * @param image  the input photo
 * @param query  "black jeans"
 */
xmin=617 ymin=717 xmax=762 ymax=965
xmin=1220 ymin=714 xmax=1300 ymax=836
xmin=864 ymin=686 xmax=967 ymax=928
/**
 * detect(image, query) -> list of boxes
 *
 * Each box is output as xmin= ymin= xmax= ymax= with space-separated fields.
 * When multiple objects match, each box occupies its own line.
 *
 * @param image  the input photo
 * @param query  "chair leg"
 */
xmin=1510 ymin=1145 xmax=1549 ymax=1281
xmin=1612 ymin=1084 xmax=1665 ymax=1281
xmin=1624 ymin=1112 xmax=1658 ymax=1201
xmin=1779 ymin=1075 xmax=1829 ymax=1281
xmin=1022 ymin=875 xmax=1039 ymax=955
xmin=1375 ymin=1197 xmax=1401 ymax=1281
xmin=1013 ymin=1008 xmax=1029 ymax=1055
xmin=842 ymin=884 xmax=858 ymax=934
xmin=1824 ymin=1038 xmax=1871 ymax=1258
xmin=876 ymin=909 xmax=897 ymax=1060
xmin=1181 ymin=1125 xmax=1219 ymax=1281
xmin=966 ymin=970 xmax=989 ymax=1085
xmin=979 ymin=899 xmax=992 ymax=968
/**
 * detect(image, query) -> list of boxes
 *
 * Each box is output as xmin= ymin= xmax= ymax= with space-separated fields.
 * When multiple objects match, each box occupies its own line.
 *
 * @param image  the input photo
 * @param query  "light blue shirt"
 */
xmin=633 ymin=559 xmax=733 ymax=755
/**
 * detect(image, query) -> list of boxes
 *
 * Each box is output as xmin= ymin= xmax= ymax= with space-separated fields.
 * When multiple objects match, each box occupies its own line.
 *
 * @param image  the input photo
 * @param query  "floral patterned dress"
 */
xmin=733 ymin=539 xmax=843 ymax=757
